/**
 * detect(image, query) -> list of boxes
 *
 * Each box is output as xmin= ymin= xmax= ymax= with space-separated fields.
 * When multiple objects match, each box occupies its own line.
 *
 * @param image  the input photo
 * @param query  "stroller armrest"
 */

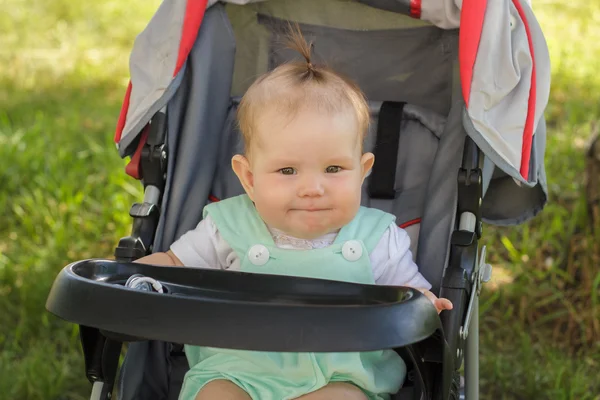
xmin=46 ymin=259 xmax=442 ymax=352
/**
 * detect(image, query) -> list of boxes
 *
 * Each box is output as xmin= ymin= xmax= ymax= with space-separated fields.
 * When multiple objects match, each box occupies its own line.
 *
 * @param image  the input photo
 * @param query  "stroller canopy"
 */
xmin=114 ymin=0 xmax=550 ymax=227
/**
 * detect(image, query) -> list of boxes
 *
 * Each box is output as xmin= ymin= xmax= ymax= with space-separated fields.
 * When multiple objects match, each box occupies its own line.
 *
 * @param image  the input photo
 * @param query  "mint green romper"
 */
xmin=179 ymin=195 xmax=406 ymax=400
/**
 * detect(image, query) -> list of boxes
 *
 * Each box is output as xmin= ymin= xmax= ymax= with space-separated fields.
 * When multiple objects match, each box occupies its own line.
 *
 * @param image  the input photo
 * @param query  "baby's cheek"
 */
xmin=254 ymin=199 xmax=281 ymax=228
xmin=333 ymin=181 xmax=361 ymax=219
xmin=254 ymin=184 xmax=287 ymax=215
xmin=336 ymin=176 xmax=362 ymax=199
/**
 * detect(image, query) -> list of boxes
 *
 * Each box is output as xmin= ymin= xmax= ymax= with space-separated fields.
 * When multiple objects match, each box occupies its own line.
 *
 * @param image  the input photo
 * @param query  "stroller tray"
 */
xmin=46 ymin=259 xmax=441 ymax=352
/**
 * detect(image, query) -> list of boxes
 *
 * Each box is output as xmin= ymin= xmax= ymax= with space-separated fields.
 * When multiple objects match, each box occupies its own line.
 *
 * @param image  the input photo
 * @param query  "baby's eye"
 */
xmin=279 ymin=167 xmax=296 ymax=175
xmin=325 ymin=166 xmax=342 ymax=173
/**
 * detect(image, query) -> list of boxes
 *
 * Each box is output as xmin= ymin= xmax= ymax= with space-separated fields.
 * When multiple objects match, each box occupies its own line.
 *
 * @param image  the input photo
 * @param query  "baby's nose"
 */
xmin=298 ymin=177 xmax=325 ymax=197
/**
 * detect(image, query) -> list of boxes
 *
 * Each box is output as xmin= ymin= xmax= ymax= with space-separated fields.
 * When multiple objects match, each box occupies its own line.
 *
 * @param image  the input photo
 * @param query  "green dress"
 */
xmin=179 ymin=195 xmax=406 ymax=400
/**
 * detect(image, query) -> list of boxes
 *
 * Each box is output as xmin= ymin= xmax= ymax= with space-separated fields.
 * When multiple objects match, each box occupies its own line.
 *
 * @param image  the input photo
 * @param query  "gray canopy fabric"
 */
xmin=114 ymin=0 xmax=549 ymax=227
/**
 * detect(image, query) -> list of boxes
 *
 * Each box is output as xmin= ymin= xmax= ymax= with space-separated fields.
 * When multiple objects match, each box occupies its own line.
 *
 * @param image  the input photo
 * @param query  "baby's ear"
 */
xmin=360 ymin=152 xmax=375 ymax=181
xmin=232 ymin=154 xmax=255 ymax=200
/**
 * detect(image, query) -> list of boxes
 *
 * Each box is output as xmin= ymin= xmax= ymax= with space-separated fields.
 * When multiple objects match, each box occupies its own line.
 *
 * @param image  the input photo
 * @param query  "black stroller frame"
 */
xmin=47 ymin=0 xmax=552 ymax=397
xmin=47 ymin=109 xmax=489 ymax=400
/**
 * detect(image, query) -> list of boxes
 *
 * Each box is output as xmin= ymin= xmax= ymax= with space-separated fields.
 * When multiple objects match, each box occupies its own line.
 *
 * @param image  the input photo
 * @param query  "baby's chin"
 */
xmin=262 ymin=209 xmax=356 ymax=239
xmin=285 ymin=219 xmax=348 ymax=240
xmin=265 ymin=219 xmax=336 ymax=240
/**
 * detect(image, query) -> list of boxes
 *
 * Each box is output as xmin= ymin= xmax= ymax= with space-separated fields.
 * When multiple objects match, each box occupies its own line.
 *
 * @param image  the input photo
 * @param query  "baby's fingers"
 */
xmin=435 ymin=298 xmax=453 ymax=313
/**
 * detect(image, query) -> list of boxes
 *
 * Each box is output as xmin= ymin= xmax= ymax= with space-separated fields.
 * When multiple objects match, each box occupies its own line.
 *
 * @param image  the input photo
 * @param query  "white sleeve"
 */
xmin=370 ymin=223 xmax=432 ymax=289
xmin=169 ymin=215 xmax=239 ymax=270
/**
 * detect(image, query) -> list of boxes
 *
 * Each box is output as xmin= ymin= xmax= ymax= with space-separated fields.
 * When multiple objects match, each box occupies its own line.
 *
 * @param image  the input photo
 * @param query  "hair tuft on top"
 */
xmin=237 ymin=23 xmax=371 ymax=155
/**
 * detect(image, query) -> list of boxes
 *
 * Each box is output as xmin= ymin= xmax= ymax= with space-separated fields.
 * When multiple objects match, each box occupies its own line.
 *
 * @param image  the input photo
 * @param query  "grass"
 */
xmin=0 ymin=0 xmax=158 ymax=398
xmin=478 ymin=1 xmax=600 ymax=398
xmin=0 ymin=0 xmax=598 ymax=399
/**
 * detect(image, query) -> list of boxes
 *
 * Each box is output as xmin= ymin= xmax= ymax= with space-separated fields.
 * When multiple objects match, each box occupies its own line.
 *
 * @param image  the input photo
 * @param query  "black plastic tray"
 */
xmin=46 ymin=259 xmax=441 ymax=352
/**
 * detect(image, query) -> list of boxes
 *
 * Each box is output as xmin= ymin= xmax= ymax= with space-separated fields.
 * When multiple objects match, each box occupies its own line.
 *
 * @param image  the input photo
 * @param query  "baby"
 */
xmin=137 ymin=27 xmax=452 ymax=400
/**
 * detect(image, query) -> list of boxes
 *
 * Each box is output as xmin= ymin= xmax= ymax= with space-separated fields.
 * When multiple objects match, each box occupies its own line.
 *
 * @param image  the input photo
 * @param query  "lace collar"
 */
xmin=268 ymin=227 xmax=339 ymax=250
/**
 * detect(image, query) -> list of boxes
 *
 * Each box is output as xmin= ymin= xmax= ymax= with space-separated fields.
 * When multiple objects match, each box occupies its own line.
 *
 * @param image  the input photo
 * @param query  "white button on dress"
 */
xmin=341 ymin=240 xmax=363 ymax=262
xmin=248 ymin=244 xmax=270 ymax=266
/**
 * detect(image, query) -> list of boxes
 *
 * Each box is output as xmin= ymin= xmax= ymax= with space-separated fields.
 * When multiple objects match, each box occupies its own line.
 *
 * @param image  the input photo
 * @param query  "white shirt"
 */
xmin=170 ymin=215 xmax=431 ymax=289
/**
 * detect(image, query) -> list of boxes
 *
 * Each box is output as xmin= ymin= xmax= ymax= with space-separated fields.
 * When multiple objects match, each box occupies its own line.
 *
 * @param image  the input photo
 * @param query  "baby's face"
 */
xmin=237 ymin=108 xmax=373 ymax=240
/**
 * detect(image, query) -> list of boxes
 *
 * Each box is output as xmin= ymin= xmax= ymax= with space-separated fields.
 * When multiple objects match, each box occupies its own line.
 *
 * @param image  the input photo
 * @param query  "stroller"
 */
xmin=46 ymin=0 xmax=551 ymax=399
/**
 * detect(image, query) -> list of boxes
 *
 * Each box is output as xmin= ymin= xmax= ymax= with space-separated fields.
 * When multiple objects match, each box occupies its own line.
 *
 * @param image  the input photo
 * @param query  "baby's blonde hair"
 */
xmin=237 ymin=24 xmax=370 ymax=155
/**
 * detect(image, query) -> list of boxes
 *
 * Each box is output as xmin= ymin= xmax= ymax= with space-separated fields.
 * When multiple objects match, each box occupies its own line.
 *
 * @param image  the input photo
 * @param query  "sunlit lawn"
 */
xmin=0 ymin=1 xmax=598 ymax=398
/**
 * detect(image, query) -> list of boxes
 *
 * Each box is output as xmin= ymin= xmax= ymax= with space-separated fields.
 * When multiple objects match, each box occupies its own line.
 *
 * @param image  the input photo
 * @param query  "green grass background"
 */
xmin=0 ymin=0 xmax=598 ymax=398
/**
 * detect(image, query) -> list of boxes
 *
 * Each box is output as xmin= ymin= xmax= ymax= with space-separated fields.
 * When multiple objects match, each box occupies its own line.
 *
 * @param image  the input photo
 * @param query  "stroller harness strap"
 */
xmin=368 ymin=101 xmax=406 ymax=200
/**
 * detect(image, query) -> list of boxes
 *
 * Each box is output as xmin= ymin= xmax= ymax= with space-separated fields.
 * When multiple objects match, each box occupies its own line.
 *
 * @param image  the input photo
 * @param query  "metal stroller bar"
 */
xmin=115 ymin=108 xmax=168 ymax=261
xmin=464 ymin=294 xmax=479 ymax=400
xmin=440 ymin=136 xmax=493 ymax=400
xmin=80 ymin=109 xmax=169 ymax=400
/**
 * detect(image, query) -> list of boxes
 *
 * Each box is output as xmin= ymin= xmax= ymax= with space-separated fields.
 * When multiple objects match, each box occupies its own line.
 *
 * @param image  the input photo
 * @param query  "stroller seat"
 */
xmin=46 ymin=0 xmax=550 ymax=399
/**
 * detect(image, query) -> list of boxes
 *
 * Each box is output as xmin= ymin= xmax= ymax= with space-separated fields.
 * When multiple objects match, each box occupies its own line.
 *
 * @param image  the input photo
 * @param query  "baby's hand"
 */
xmin=416 ymin=289 xmax=453 ymax=314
